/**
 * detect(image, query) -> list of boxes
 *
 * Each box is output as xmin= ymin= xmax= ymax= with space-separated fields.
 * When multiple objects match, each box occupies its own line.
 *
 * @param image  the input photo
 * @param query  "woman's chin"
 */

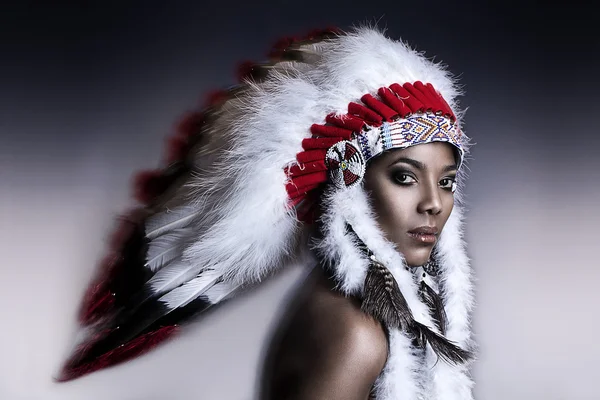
xmin=402 ymin=250 xmax=432 ymax=267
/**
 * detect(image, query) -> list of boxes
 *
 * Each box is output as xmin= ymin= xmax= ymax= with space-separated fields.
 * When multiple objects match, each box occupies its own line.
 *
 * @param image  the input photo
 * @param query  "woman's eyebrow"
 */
xmin=388 ymin=157 xmax=425 ymax=169
xmin=442 ymin=164 xmax=458 ymax=172
xmin=388 ymin=157 xmax=458 ymax=173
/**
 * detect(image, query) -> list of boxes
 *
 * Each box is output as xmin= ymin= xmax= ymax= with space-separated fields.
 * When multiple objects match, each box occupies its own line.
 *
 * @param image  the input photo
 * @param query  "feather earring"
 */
xmin=417 ymin=255 xmax=448 ymax=336
xmin=347 ymin=224 xmax=472 ymax=365
xmin=419 ymin=280 xmax=448 ymax=336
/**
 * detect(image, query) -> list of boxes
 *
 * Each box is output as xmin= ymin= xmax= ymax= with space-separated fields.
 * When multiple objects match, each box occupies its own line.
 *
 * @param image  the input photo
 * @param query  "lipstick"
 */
xmin=407 ymin=226 xmax=438 ymax=244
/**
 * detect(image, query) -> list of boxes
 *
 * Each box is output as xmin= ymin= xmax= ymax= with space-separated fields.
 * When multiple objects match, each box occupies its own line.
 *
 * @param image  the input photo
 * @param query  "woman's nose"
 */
xmin=417 ymin=182 xmax=442 ymax=215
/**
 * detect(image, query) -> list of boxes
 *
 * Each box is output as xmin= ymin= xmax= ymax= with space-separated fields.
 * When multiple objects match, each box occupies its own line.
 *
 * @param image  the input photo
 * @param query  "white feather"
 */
xmin=145 ymin=227 xmax=193 ymax=272
xmin=147 ymin=258 xmax=201 ymax=295
xmin=159 ymin=269 xmax=221 ymax=309
xmin=145 ymin=205 xmax=201 ymax=240
xmin=203 ymin=281 xmax=238 ymax=304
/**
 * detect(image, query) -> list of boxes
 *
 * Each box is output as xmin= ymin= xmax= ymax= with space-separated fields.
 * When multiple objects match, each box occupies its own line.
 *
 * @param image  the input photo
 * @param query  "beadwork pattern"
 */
xmin=377 ymin=113 xmax=460 ymax=158
xmin=325 ymin=140 xmax=366 ymax=189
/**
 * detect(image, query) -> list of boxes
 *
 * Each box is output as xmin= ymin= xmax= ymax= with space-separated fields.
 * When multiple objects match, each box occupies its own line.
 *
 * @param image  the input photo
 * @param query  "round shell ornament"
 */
xmin=325 ymin=140 xmax=366 ymax=189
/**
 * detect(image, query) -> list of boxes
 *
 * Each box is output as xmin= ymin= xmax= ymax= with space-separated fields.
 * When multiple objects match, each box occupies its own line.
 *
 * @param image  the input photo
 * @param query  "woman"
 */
xmin=58 ymin=25 xmax=476 ymax=400
xmin=260 ymin=142 xmax=466 ymax=400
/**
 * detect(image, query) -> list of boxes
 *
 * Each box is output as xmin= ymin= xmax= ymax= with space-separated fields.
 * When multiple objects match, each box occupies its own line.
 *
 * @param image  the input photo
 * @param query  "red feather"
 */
xmin=57 ymin=325 xmax=180 ymax=382
xmin=164 ymin=135 xmax=189 ymax=165
xmin=175 ymin=111 xmax=206 ymax=139
xmin=78 ymin=253 xmax=121 ymax=324
xmin=203 ymin=89 xmax=228 ymax=108
xmin=236 ymin=60 xmax=257 ymax=82
xmin=132 ymin=169 xmax=168 ymax=205
xmin=303 ymin=26 xmax=341 ymax=41
xmin=268 ymin=36 xmax=299 ymax=59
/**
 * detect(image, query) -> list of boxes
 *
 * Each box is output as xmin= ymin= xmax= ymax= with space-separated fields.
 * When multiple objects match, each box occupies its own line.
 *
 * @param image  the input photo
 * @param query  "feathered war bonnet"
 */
xmin=58 ymin=26 xmax=476 ymax=400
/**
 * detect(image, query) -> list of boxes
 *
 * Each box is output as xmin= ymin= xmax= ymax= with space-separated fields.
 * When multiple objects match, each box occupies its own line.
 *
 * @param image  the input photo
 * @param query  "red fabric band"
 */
xmin=296 ymin=149 xmax=327 ymax=163
xmin=377 ymin=87 xmax=413 ymax=117
xmin=310 ymin=124 xmax=353 ymax=139
xmin=360 ymin=94 xmax=398 ymax=121
xmin=325 ymin=114 xmax=366 ymax=132
xmin=347 ymin=102 xmax=384 ymax=125
xmin=302 ymin=137 xmax=342 ymax=150
xmin=286 ymin=160 xmax=328 ymax=178
xmin=389 ymin=83 xmax=425 ymax=113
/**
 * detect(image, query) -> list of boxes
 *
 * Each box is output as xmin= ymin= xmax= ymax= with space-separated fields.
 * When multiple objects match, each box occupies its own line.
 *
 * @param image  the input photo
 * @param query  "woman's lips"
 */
xmin=407 ymin=232 xmax=437 ymax=243
xmin=407 ymin=226 xmax=438 ymax=244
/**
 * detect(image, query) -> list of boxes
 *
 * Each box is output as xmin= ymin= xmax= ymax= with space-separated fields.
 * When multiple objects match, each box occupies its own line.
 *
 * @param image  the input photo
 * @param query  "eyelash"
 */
xmin=392 ymin=171 xmax=457 ymax=192
xmin=392 ymin=171 xmax=417 ymax=185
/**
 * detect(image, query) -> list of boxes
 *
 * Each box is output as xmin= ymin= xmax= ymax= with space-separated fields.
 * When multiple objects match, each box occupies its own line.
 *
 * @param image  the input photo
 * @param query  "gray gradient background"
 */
xmin=1 ymin=1 xmax=599 ymax=399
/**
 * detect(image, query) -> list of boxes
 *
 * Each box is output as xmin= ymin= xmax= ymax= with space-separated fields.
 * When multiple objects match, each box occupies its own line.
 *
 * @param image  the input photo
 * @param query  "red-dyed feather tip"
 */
xmin=236 ymin=60 xmax=257 ymax=82
xmin=107 ymin=217 xmax=137 ymax=251
xmin=268 ymin=35 xmax=299 ymax=59
xmin=107 ymin=207 xmax=147 ymax=249
xmin=79 ymin=207 xmax=147 ymax=325
xmin=57 ymin=325 xmax=180 ymax=382
xmin=175 ymin=111 xmax=206 ymax=139
xmin=164 ymin=134 xmax=189 ymax=165
xmin=79 ymin=288 xmax=115 ymax=325
xmin=132 ymin=169 xmax=169 ymax=205
xmin=78 ymin=253 xmax=121 ymax=324
xmin=203 ymin=89 xmax=228 ymax=108
xmin=303 ymin=26 xmax=341 ymax=41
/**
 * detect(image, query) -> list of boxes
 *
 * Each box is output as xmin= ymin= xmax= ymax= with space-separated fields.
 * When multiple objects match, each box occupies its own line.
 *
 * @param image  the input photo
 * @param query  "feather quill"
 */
xmin=145 ymin=205 xmax=201 ymax=240
xmin=159 ymin=269 xmax=222 ymax=309
xmin=147 ymin=258 xmax=201 ymax=295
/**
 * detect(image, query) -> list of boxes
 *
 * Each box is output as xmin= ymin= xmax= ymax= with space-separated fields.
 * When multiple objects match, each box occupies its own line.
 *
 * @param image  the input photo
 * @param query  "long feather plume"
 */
xmin=413 ymin=321 xmax=471 ymax=365
xmin=419 ymin=280 xmax=448 ymax=336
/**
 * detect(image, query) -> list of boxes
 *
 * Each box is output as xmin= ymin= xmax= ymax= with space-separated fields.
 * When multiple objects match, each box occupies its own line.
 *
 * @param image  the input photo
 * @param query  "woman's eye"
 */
xmin=439 ymin=177 xmax=457 ymax=191
xmin=393 ymin=172 xmax=416 ymax=185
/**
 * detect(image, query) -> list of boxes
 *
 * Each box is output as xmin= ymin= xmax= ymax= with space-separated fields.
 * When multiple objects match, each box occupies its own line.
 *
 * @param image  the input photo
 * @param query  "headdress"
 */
xmin=58 ymin=25 xmax=476 ymax=400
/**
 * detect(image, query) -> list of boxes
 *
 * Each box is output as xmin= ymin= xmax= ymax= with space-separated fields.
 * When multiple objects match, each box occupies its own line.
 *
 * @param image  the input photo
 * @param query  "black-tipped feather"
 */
xmin=412 ymin=320 xmax=472 ymax=364
xmin=69 ymin=295 xmax=214 ymax=368
xmin=419 ymin=280 xmax=448 ymax=336
xmin=111 ymin=225 xmax=152 ymax=309
xmin=72 ymin=269 xmax=224 ymax=368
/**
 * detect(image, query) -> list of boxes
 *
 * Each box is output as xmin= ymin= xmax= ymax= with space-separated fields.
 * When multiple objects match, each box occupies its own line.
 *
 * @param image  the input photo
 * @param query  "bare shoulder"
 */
xmin=259 ymin=267 xmax=388 ymax=399
xmin=306 ymin=268 xmax=389 ymax=367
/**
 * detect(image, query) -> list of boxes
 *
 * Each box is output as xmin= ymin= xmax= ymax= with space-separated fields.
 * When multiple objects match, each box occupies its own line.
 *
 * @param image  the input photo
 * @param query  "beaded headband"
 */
xmin=286 ymin=81 xmax=463 ymax=220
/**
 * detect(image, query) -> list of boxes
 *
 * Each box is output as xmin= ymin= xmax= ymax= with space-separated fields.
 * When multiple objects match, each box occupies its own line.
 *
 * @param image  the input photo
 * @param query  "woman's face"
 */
xmin=363 ymin=142 xmax=458 ymax=267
